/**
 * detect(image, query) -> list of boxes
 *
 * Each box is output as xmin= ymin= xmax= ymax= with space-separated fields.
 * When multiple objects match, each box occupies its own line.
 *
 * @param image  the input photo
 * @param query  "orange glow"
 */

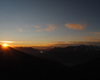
xmin=2 ymin=43 xmax=8 ymax=47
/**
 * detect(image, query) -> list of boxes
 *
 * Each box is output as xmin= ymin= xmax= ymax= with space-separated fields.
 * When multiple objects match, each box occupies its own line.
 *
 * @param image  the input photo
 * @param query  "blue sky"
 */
xmin=0 ymin=0 xmax=100 ymax=47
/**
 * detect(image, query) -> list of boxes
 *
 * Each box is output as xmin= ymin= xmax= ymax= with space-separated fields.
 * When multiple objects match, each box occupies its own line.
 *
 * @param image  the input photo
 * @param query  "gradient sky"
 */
xmin=0 ymin=0 xmax=100 ymax=47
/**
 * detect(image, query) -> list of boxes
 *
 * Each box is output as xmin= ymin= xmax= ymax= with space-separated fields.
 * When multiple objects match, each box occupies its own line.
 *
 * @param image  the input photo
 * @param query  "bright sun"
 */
xmin=3 ymin=44 xmax=8 ymax=47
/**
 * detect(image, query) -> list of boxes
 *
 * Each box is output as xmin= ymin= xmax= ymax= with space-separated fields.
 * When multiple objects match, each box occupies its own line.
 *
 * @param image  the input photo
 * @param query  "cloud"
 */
xmin=45 ymin=24 xmax=56 ymax=31
xmin=65 ymin=23 xmax=85 ymax=30
xmin=0 ymin=41 xmax=31 ymax=44
xmin=51 ymin=41 xmax=67 ymax=44
xmin=0 ymin=41 xmax=14 ymax=43
xmin=36 ymin=24 xmax=57 ymax=32
xmin=82 ymin=32 xmax=100 ymax=42
xmin=93 ymin=32 xmax=100 ymax=35
xmin=50 ymin=41 xmax=100 ymax=47
xmin=34 ymin=41 xmax=100 ymax=48
xmin=34 ymin=25 xmax=41 ymax=28
xmin=14 ymin=26 xmax=24 ymax=32
xmin=18 ymin=28 xmax=23 ymax=32
xmin=83 ymin=36 xmax=100 ymax=42
xmin=83 ymin=37 xmax=95 ymax=40
xmin=50 ymin=41 xmax=89 ymax=45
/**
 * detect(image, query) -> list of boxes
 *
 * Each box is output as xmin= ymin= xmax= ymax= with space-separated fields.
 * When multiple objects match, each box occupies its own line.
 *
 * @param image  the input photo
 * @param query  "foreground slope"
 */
xmin=0 ymin=45 xmax=72 ymax=80
xmin=71 ymin=56 xmax=100 ymax=80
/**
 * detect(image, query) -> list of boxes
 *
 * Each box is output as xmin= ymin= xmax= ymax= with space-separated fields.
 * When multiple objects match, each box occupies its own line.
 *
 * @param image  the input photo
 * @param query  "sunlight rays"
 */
xmin=3 ymin=44 xmax=8 ymax=47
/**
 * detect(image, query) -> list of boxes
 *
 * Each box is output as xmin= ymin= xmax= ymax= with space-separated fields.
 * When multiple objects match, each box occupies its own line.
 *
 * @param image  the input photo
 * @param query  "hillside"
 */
xmin=1 ymin=45 xmax=100 ymax=80
xmin=43 ymin=45 xmax=100 ymax=65
xmin=71 ymin=56 xmax=100 ymax=80
xmin=14 ymin=47 xmax=40 ymax=56
xmin=0 ymin=45 xmax=71 ymax=80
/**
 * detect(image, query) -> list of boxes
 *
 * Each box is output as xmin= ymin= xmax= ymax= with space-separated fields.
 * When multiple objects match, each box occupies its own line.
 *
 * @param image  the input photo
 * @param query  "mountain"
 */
xmin=14 ymin=47 xmax=56 ymax=61
xmin=14 ymin=47 xmax=40 ymax=56
xmin=43 ymin=45 xmax=100 ymax=66
xmin=0 ymin=45 xmax=73 ymax=80
xmin=1 ymin=45 xmax=100 ymax=80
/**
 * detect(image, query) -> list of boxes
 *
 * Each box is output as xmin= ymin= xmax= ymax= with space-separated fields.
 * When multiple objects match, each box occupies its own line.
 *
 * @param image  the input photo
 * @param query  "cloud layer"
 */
xmin=93 ymin=32 xmax=100 ymax=34
xmin=65 ymin=23 xmax=85 ymax=30
xmin=18 ymin=28 xmax=23 ymax=32
xmin=45 ymin=24 xmax=56 ymax=31
xmin=37 ymin=24 xmax=56 ymax=32
xmin=83 ymin=36 xmax=100 ymax=42
xmin=34 ymin=25 xmax=41 ymax=28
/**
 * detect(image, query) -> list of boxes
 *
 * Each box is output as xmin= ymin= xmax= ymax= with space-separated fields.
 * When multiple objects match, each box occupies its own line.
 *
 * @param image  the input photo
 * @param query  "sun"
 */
xmin=3 ymin=44 xmax=8 ymax=47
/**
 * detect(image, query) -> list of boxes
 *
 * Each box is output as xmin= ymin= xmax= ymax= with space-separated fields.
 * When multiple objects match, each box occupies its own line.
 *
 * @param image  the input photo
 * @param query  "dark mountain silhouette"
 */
xmin=1 ymin=45 xmax=100 ymax=80
xmin=13 ymin=47 xmax=57 ymax=62
xmin=0 ymin=45 xmax=73 ymax=80
xmin=14 ymin=47 xmax=40 ymax=56
xmin=43 ymin=45 xmax=100 ymax=66
xmin=71 ymin=56 xmax=100 ymax=80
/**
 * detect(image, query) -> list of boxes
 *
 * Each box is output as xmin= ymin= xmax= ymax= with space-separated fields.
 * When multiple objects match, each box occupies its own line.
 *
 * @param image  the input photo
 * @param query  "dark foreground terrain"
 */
xmin=0 ymin=45 xmax=72 ymax=80
xmin=0 ymin=45 xmax=100 ymax=80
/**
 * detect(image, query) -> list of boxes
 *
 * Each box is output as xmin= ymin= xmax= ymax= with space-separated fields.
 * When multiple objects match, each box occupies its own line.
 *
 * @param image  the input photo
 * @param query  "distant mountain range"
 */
xmin=0 ymin=45 xmax=100 ymax=80
xmin=14 ymin=47 xmax=55 ymax=61
xmin=14 ymin=45 xmax=100 ymax=66
xmin=43 ymin=45 xmax=100 ymax=66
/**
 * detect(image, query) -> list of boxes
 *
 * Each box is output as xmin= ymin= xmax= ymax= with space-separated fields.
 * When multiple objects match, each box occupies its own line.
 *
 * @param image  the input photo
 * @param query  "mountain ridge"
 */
xmin=0 ymin=45 xmax=71 ymax=80
xmin=43 ymin=45 xmax=100 ymax=66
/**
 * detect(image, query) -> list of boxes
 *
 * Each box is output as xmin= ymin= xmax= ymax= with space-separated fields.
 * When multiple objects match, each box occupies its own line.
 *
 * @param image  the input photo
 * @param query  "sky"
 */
xmin=0 ymin=0 xmax=100 ymax=47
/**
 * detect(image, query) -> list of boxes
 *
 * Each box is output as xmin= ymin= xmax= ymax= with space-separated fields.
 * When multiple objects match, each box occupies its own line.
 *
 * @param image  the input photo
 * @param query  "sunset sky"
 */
xmin=0 ymin=0 xmax=100 ymax=47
